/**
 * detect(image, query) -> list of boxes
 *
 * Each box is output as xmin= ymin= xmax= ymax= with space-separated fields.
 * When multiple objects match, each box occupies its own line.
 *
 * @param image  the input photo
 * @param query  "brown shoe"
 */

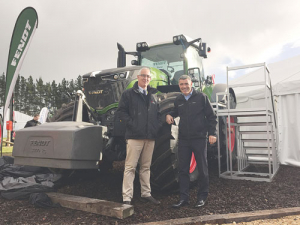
xmin=141 ymin=196 xmax=160 ymax=205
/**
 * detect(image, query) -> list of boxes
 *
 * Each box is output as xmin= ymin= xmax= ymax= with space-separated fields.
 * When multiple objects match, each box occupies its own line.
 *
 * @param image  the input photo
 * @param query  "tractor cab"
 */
xmin=117 ymin=34 xmax=211 ymax=92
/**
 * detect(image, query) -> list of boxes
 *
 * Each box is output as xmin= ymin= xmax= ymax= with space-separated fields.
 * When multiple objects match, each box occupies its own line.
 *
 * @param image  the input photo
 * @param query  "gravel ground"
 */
xmin=0 ymin=162 xmax=300 ymax=225
xmin=205 ymin=214 xmax=300 ymax=225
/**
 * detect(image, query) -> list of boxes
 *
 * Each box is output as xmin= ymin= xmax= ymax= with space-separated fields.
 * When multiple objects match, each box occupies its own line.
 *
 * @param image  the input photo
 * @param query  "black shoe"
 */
xmin=194 ymin=199 xmax=206 ymax=208
xmin=172 ymin=200 xmax=189 ymax=208
xmin=141 ymin=196 xmax=160 ymax=205
xmin=123 ymin=201 xmax=131 ymax=205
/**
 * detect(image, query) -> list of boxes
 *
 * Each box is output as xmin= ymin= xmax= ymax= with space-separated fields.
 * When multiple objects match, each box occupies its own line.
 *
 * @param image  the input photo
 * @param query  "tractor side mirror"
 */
xmin=131 ymin=60 xmax=138 ymax=65
xmin=192 ymin=77 xmax=200 ymax=87
xmin=167 ymin=66 xmax=174 ymax=73
xmin=199 ymin=43 xmax=211 ymax=58
xmin=205 ymin=75 xmax=213 ymax=85
xmin=188 ymin=68 xmax=200 ymax=88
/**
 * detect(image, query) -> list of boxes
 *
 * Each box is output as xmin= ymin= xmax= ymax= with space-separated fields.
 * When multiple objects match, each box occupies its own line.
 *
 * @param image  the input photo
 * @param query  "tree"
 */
xmin=36 ymin=77 xmax=45 ymax=111
xmin=14 ymin=75 xmax=21 ymax=111
xmin=2 ymin=74 xmax=83 ymax=114
xmin=0 ymin=72 xmax=5 ymax=106
xmin=25 ymin=76 xmax=36 ymax=115
xmin=19 ymin=76 xmax=27 ymax=113
xmin=75 ymin=75 xmax=82 ymax=90
xmin=68 ymin=79 xmax=75 ymax=94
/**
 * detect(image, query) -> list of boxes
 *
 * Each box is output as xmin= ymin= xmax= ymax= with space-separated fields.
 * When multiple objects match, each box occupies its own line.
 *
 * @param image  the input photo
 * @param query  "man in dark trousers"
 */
xmin=24 ymin=114 xmax=41 ymax=128
xmin=166 ymin=75 xmax=217 ymax=208
xmin=117 ymin=67 xmax=161 ymax=205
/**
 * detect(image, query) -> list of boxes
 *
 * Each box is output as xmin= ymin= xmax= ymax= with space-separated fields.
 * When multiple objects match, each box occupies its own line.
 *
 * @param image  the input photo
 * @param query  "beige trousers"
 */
xmin=122 ymin=139 xmax=155 ymax=202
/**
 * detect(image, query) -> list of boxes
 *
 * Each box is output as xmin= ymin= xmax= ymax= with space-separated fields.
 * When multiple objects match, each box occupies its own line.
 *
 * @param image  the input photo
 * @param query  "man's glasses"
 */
xmin=139 ymin=74 xmax=151 ymax=79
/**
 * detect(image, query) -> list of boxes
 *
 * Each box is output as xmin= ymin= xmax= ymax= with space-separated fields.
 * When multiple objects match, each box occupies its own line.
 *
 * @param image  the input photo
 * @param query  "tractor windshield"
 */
xmin=140 ymin=44 xmax=185 ymax=84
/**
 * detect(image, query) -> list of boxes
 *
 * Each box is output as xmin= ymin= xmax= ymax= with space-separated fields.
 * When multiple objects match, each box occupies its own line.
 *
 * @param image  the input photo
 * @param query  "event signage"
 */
xmin=1 ymin=7 xmax=38 ymax=154
xmin=3 ymin=7 xmax=38 ymax=121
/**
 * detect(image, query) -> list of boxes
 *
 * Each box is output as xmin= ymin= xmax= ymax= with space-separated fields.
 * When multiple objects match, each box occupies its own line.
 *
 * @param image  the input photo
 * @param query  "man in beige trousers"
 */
xmin=117 ymin=67 xmax=161 ymax=205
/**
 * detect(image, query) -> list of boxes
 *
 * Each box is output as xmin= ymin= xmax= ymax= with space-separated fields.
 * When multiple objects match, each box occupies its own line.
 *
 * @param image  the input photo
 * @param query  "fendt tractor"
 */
xmin=13 ymin=35 xmax=237 ymax=191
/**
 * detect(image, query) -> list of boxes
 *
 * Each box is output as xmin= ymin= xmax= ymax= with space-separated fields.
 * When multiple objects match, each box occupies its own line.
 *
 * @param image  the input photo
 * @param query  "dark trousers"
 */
xmin=178 ymin=138 xmax=209 ymax=201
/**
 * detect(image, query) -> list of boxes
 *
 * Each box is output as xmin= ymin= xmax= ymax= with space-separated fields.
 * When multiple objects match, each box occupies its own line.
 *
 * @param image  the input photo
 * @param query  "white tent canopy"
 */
xmin=0 ymin=107 xmax=32 ymax=138
xmin=229 ymin=55 xmax=300 ymax=166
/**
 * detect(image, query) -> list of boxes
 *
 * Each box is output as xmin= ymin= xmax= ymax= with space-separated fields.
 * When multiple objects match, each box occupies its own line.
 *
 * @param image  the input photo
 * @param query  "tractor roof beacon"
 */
xmin=12 ymin=34 xmax=236 ymax=191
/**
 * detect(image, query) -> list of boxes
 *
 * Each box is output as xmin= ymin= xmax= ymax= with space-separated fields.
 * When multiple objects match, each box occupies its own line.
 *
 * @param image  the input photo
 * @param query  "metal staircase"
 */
xmin=216 ymin=63 xmax=280 ymax=182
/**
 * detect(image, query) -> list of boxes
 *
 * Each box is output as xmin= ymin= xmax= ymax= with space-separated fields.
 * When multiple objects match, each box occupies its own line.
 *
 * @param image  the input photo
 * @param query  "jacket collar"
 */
xmin=179 ymin=88 xmax=197 ymax=100
xmin=133 ymin=81 xmax=158 ymax=94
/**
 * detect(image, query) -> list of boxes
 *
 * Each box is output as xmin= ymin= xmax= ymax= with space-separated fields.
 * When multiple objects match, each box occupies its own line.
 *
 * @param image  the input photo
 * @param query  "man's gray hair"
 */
xmin=179 ymin=75 xmax=191 ymax=81
xmin=138 ymin=67 xmax=151 ymax=75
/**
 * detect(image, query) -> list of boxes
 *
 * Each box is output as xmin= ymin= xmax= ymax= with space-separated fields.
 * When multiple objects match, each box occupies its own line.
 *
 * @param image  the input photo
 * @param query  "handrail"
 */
xmin=217 ymin=62 xmax=279 ymax=182
xmin=227 ymin=63 xmax=276 ymax=128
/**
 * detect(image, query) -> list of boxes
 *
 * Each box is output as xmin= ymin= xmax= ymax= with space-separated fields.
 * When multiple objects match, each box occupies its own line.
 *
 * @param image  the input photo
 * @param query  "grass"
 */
xmin=1 ymin=147 xmax=13 ymax=156
xmin=1 ymin=138 xmax=13 ymax=156
xmin=2 ymin=146 xmax=13 ymax=153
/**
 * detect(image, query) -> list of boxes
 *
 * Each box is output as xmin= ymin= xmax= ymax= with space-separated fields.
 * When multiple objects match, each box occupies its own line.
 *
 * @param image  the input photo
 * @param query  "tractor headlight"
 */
xmin=101 ymin=72 xmax=128 ymax=81
xmin=173 ymin=34 xmax=188 ymax=46
xmin=136 ymin=42 xmax=149 ymax=52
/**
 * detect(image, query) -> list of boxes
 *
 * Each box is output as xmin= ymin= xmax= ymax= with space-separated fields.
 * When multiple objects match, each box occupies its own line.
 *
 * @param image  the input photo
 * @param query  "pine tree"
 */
xmin=0 ymin=73 xmax=5 ymax=106
xmin=14 ymin=75 xmax=21 ymax=111
xmin=26 ymin=76 xmax=35 ymax=115
xmin=2 ymin=74 xmax=83 ymax=113
xmin=75 ymin=75 xmax=82 ymax=90
xmin=36 ymin=77 xmax=45 ymax=111
xmin=68 ymin=79 xmax=75 ymax=95
xmin=50 ymin=80 xmax=58 ymax=109
xmin=19 ymin=76 xmax=27 ymax=114
xmin=44 ymin=82 xmax=52 ymax=108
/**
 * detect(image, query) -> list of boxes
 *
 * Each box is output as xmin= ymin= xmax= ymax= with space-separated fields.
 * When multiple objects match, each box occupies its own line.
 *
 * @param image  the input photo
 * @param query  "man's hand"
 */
xmin=209 ymin=135 xmax=217 ymax=145
xmin=166 ymin=115 xmax=174 ymax=124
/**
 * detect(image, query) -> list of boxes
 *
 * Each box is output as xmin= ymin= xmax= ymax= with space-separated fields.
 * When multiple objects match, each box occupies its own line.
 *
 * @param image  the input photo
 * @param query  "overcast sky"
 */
xmin=1 ymin=0 xmax=300 ymax=84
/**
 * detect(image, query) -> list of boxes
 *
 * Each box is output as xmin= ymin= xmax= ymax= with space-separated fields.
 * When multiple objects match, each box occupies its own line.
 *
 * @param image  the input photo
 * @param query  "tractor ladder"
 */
xmin=216 ymin=63 xmax=280 ymax=182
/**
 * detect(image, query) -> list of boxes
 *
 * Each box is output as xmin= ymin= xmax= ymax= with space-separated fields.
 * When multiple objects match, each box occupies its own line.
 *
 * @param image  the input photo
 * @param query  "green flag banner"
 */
xmin=3 ymin=7 xmax=38 ymax=119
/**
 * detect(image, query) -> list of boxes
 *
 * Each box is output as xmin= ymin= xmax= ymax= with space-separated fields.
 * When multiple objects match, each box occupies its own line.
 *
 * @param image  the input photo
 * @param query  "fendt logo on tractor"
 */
xmin=13 ymin=34 xmax=237 ymax=191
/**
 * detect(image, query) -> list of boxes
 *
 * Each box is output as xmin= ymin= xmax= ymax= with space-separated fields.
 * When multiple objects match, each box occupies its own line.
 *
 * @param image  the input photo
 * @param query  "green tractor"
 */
xmin=13 ymin=34 xmax=236 ymax=191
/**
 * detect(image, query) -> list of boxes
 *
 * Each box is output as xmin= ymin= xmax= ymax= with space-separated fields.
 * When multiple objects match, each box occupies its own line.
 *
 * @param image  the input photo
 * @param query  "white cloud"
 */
xmin=1 ymin=0 xmax=300 ymax=84
xmin=291 ymin=39 xmax=300 ymax=48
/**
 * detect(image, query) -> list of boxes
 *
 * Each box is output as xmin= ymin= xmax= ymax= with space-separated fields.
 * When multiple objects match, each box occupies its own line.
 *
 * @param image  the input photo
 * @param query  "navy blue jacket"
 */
xmin=117 ymin=82 xmax=161 ymax=140
xmin=169 ymin=89 xmax=217 ymax=139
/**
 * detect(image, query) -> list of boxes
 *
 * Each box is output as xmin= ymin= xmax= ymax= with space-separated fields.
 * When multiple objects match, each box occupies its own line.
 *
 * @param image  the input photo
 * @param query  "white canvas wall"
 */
xmin=274 ymin=85 xmax=300 ymax=166
xmin=229 ymin=55 xmax=300 ymax=166
xmin=1 ymin=108 xmax=32 ymax=138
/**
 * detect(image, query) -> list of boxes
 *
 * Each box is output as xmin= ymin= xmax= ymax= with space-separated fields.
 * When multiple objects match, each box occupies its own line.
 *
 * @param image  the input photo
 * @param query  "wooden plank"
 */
xmin=3 ymin=140 xmax=14 ymax=145
xmin=134 ymin=207 xmax=300 ymax=225
xmin=47 ymin=192 xmax=134 ymax=219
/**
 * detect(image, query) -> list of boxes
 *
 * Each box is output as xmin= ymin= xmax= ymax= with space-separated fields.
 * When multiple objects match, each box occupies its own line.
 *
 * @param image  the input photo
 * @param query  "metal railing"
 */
xmin=216 ymin=63 xmax=279 ymax=182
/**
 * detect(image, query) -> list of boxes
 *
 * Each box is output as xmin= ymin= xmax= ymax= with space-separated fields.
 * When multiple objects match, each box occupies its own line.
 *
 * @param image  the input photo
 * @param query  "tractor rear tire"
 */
xmin=49 ymin=102 xmax=75 ymax=122
xmin=151 ymin=93 xmax=199 ymax=191
xmin=49 ymin=101 xmax=90 ymax=122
